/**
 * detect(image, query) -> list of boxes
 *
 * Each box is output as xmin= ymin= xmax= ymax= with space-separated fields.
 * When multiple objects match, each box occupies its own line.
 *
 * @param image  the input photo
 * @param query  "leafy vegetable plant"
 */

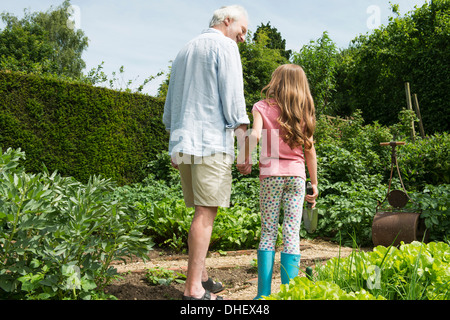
xmin=0 ymin=147 xmax=154 ymax=300
xmin=145 ymin=267 xmax=186 ymax=286
xmin=269 ymin=241 xmax=449 ymax=300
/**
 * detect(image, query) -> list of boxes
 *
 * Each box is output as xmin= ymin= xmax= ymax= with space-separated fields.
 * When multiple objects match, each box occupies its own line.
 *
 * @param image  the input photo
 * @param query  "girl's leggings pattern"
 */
xmin=259 ymin=176 xmax=305 ymax=255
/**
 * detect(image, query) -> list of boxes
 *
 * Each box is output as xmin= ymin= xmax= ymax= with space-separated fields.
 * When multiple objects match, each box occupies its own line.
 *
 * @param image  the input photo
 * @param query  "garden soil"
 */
xmin=106 ymin=239 xmax=365 ymax=300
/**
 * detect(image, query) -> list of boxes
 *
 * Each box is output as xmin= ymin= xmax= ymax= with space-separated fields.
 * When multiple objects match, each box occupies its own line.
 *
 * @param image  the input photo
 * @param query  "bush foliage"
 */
xmin=112 ymin=110 xmax=449 ymax=248
xmin=312 ymin=116 xmax=449 ymax=245
xmin=333 ymin=0 xmax=449 ymax=133
xmin=0 ymin=70 xmax=168 ymax=185
xmin=0 ymin=147 xmax=153 ymax=299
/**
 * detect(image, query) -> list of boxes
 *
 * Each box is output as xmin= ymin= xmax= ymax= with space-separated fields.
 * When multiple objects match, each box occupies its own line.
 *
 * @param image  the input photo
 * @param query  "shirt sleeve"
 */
xmin=217 ymin=41 xmax=250 ymax=130
xmin=252 ymin=101 xmax=262 ymax=114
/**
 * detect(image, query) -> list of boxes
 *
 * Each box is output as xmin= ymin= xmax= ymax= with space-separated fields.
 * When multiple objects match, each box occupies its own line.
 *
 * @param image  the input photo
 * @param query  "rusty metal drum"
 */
xmin=372 ymin=211 xmax=428 ymax=247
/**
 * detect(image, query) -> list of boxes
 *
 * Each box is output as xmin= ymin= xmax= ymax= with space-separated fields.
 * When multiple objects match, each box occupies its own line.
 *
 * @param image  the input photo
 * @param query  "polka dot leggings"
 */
xmin=259 ymin=176 xmax=305 ymax=255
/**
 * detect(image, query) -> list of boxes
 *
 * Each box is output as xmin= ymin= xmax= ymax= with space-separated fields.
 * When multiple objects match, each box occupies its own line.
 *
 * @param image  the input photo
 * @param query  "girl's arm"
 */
xmin=236 ymin=110 xmax=263 ymax=174
xmin=304 ymin=137 xmax=319 ymax=207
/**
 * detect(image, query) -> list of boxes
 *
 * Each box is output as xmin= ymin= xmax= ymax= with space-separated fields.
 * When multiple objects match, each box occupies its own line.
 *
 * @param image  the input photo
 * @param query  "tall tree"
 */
xmin=239 ymin=29 xmax=289 ymax=110
xmin=253 ymin=22 xmax=292 ymax=60
xmin=0 ymin=0 xmax=88 ymax=78
xmin=292 ymin=31 xmax=339 ymax=116
xmin=334 ymin=0 xmax=449 ymax=133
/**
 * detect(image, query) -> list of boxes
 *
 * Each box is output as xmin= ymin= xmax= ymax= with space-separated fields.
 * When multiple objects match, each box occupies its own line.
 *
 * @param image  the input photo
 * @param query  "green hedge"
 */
xmin=0 ymin=71 xmax=168 ymax=185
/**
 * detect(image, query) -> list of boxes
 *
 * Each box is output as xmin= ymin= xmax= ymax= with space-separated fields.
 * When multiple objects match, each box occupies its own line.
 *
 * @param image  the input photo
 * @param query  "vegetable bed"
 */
xmin=267 ymin=241 xmax=449 ymax=300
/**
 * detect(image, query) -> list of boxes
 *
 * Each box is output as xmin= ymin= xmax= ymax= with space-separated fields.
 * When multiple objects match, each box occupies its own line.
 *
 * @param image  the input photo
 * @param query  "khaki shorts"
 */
xmin=175 ymin=153 xmax=233 ymax=208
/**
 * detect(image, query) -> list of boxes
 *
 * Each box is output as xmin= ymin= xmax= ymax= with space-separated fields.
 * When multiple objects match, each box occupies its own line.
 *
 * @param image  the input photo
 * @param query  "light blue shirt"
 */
xmin=163 ymin=28 xmax=250 ymax=159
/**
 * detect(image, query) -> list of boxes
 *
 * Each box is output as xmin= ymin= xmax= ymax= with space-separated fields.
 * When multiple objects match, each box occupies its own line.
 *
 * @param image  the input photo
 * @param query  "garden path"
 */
xmin=109 ymin=239 xmax=360 ymax=300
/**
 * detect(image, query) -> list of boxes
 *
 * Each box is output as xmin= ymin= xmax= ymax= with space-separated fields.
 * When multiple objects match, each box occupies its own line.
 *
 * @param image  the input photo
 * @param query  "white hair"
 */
xmin=209 ymin=5 xmax=248 ymax=27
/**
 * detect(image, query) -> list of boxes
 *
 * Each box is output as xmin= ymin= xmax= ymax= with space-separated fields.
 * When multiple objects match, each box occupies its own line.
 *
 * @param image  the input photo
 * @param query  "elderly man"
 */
xmin=163 ymin=5 xmax=250 ymax=300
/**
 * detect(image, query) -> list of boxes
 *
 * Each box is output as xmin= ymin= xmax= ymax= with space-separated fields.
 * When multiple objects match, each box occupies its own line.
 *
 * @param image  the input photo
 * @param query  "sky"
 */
xmin=1 ymin=0 xmax=429 ymax=96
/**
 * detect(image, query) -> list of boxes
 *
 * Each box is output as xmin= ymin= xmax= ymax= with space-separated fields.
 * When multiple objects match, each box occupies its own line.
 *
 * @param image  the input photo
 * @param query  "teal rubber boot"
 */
xmin=253 ymin=250 xmax=275 ymax=300
xmin=280 ymin=252 xmax=301 ymax=285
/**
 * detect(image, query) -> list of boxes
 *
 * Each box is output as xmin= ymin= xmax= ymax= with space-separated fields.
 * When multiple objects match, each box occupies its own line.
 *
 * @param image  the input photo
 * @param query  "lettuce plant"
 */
xmin=269 ymin=241 xmax=449 ymax=300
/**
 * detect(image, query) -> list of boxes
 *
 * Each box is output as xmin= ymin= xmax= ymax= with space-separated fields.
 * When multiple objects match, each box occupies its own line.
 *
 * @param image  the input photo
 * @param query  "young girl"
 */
xmin=237 ymin=64 xmax=318 ymax=299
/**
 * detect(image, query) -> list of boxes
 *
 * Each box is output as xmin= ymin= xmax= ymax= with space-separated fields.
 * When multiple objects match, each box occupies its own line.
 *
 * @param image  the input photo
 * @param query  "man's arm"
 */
xmin=217 ymin=42 xmax=249 ymax=130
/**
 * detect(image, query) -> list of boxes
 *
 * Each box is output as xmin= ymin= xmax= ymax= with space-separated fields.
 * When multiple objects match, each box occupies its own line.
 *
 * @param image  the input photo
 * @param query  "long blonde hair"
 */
xmin=261 ymin=64 xmax=316 ymax=150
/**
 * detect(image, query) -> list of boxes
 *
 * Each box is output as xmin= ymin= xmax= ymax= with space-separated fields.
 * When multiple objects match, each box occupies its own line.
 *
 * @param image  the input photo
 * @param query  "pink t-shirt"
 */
xmin=252 ymin=100 xmax=306 ymax=181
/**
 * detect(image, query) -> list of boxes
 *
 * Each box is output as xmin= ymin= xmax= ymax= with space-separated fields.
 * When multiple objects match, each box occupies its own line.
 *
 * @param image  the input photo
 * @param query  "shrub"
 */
xmin=138 ymin=199 xmax=193 ymax=251
xmin=135 ymin=198 xmax=263 ymax=252
xmin=211 ymin=205 xmax=262 ymax=250
xmin=230 ymin=176 xmax=261 ymax=213
xmin=0 ymin=70 xmax=168 ymax=185
xmin=113 ymin=175 xmax=183 ymax=206
xmin=0 ymin=147 xmax=153 ymax=300
xmin=114 ymin=106 xmax=449 ymax=249
xmin=310 ymin=178 xmax=388 ymax=247
xmin=411 ymin=184 xmax=450 ymax=242
xmin=114 ymin=151 xmax=264 ymax=252
xmin=333 ymin=0 xmax=450 ymax=133
xmin=315 ymin=110 xmax=392 ymax=181
xmin=397 ymin=133 xmax=450 ymax=190
xmin=309 ymin=110 xmax=449 ymax=245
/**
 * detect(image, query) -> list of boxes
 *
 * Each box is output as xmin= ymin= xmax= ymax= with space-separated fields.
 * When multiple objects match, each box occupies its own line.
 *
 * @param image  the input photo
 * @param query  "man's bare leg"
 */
xmin=183 ymin=205 xmax=218 ymax=299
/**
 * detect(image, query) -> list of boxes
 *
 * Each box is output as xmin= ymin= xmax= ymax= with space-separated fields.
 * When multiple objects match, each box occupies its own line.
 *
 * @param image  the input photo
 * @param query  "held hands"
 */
xmin=171 ymin=153 xmax=252 ymax=175
xmin=171 ymin=153 xmax=252 ymax=176
xmin=236 ymin=143 xmax=252 ymax=175
xmin=170 ymin=156 xmax=179 ymax=170
xmin=236 ymin=162 xmax=252 ymax=175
